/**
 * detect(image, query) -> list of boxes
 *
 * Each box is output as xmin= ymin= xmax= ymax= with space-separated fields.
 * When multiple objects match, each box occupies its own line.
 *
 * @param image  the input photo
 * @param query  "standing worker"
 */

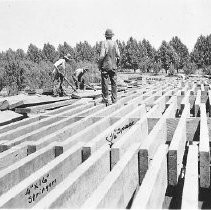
xmin=98 ymin=29 xmax=120 ymax=105
xmin=72 ymin=67 xmax=89 ymax=90
xmin=53 ymin=53 xmax=71 ymax=96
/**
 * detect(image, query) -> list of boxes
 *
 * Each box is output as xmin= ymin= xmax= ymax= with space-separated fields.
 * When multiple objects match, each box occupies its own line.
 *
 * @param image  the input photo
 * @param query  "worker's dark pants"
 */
xmin=101 ymin=70 xmax=117 ymax=103
xmin=72 ymin=76 xmax=85 ymax=90
xmin=53 ymin=71 xmax=64 ymax=96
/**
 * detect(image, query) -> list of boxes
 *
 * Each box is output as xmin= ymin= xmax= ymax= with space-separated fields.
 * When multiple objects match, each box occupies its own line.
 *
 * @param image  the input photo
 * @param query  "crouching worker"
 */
xmin=72 ymin=67 xmax=89 ymax=90
xmin=52 ymin=53 xmax=71 ymax=96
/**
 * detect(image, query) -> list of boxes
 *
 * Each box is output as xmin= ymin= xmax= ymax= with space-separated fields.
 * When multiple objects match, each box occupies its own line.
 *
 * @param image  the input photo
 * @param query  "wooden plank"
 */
xmin=0 ymin=111 xmax=24 ymax=126
xmin=33 ymin=145 xmax=110 ymax=209
xmin=168 ymin=103 xmax=190 ymax=186
xmin=0 ymin=142 xmax=83 ymax=208
xmin=9 ymin=100 xmax=24 ymax=110
xmin=131 ymin=144 xmax=168 ymax=209
xmin=0 ymin=99 xmax=9 ymax=110
xmin=71 ymin=90 xmax=102 ymax=99
xmin=181 ymin=145 xmax=198 ymax=209
xmin=15 ymin=99 xmax=77 ymax=114
xmin=199 ymin=103 xmax=210 ymax=188
xmin=82 ymin=143 xmax=140 ymax=209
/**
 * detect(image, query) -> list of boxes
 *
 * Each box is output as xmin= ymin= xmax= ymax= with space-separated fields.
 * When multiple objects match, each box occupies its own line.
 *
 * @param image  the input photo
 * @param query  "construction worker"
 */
xmin=98 ymin=29 xmax=120 ymax=105
xmin=72 ymin=67 xmax=89 ymax=90
xmin=53 ymin=53 xmax=71 ymax=96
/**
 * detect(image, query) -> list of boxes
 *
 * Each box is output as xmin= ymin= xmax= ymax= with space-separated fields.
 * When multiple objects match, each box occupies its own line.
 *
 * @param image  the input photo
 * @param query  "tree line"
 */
xmin=0 ymin=34 xmax=211 ymax=95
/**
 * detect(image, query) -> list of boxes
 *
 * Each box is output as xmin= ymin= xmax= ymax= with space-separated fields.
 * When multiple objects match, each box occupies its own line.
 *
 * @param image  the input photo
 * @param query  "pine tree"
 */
xmin=42 ymin=43 xmax=58 ymax=63
xmin=169 ymin=36 xmax=189 ymax=70
xmin=27 ymin=44 xmax=42 ymax=63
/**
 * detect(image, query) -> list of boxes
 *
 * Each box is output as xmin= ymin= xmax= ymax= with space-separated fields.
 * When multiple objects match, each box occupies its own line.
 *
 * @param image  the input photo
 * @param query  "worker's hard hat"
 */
xmin=105 ymin=29 xmax=114 ymax=38
xmin=64 ymin=53 xmax=71 ymax=61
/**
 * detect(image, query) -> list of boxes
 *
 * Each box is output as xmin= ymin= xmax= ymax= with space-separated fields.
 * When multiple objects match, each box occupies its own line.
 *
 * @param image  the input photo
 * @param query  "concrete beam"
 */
xmin=181 ymin=145 xmax=198 ymax=209
xmin=186 ymin=118 xmax=200 ymax=142
xmin=110 ymin=103 xmax=163 ymax=170
xmin=43 ymin=103 xmax=94 ymax=117
xmin=131 ymin=144 xmax=168 ymax=209
xmin=27 ymin=104 xmax=146 ymax=154
xmin=110 ymin=116 xmax=148 ymax=169
xmin=82 ymin=143 xmax=140 ymax=209
xmin=208 ymin=90 xmax=211 ymax=117
xmin=0 ymin=113 xmax=85 ymax=151
xmin=201 ymin=85 xmax=208 ymax=103
xmin=126 ymin=86 xmax=166 ymax=107
xmin=166 ymin=118 xmax=179 ymax=143
xmin=181 ymin=90 xmax=190 ymax=111
xmin=199 ymin=103 xmax=210 ymax=188
xmin=0 ymin=114 xmax=65 ymax=141
xmin=0 ymin=143 xmax=28 ymax=170
xmin=190 ymin=83 xmax=196 ymax=95
xmin=82 ymin=105 xmax=146 ymax=161
xmin=0 ymin=116 xmax=42 ymax=135
xmin=166 ymin=91 xmax=180 ymax=109
xmin=0 ymin=142 xmax=57 ymax=196
xmin=138 ymin=99 xmax=177 ymax=184
xmin=33 ymin=145 xmax=110 ymax=208
xmin=168 ymin=103 xmax=190 ymax=186
xmin=0 ymin=142 xmax=83 ymax=208
xmin=195 ymin=90 xmax=201 ymax=117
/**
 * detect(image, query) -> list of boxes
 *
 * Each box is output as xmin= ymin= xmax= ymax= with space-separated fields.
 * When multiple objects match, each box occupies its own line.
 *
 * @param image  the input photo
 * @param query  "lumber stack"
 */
xmin=0 ymin=76 xmax=210 ymax=209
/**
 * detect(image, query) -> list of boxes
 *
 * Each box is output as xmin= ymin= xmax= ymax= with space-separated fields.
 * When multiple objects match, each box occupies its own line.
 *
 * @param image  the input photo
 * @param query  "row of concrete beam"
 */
xmin=0 ymin=78 xmax=210 ymax=208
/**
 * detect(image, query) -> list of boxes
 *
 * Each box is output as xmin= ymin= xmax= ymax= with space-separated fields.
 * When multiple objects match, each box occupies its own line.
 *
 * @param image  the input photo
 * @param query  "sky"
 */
xmin=0 ymin=0 xmax=211 ymax=52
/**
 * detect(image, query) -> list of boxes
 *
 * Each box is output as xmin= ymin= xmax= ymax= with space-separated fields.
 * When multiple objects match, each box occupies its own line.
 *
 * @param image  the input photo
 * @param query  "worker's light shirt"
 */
xmin=74 ymin=68 xmax=84 ymax=78
xmin=54 ymin=59 xmax=66 ymax=69
xmin=100 ymin=40 xmax=120 ymax=59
